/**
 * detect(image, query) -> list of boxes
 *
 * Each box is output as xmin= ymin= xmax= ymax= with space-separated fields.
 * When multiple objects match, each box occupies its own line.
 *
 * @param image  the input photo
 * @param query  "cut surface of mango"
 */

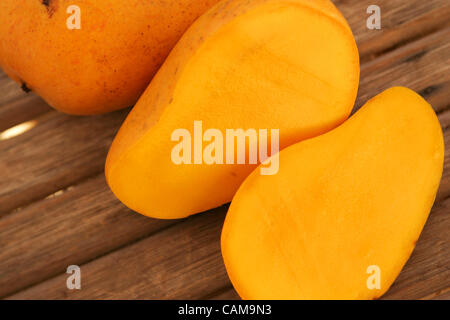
xmin=106 ymin=0 xmax=359 ymax=219
xmin=221 ymin=87 xmax=444 ymax=299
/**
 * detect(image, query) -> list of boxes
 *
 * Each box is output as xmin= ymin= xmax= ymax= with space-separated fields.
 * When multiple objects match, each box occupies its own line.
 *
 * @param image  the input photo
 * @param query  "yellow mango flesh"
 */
xmin=106 ymin=0 xmax=360 ymax=219
xmin=221 ymin=87 xmax=444 ymax=299
xmin=0 ymin=0 xmax=220 ymax=114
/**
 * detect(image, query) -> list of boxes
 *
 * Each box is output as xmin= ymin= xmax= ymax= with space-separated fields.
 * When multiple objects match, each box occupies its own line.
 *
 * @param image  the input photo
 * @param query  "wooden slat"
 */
xmin=7 ymin=207 xmax=230 ymax=300
xmin=0 ymin=109 xmax=129 ymax=215
xmin=429 ymin=288 xmax=450 ymax=300
xmin=356 ymin=28 xmax=450 ymax=114
xmin=438 ymin=129 xmax=450 ymax=201
xmin=0 ymin=72 xmax=27 ymax=106
xmin=208 ymin=287 xmax=239 ymax=300
xmin=0 ymin=94 xmax=52 ymax=132
xmin=334 ymin=0 xmax=450 ymax=61
xmin=0 ymin=175 xmax=176 ymax=297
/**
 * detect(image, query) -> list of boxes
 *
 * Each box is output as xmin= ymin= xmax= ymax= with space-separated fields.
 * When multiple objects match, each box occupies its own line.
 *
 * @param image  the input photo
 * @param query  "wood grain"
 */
xmin=0 ymin=72 xmax=28 ymax=106
xmin=0 ymin=175 xmax=177 ymax=297
xmin=356 ymin=28 xmax=450 ymax=114
xmin=334 ymin=0 xmax=450 ymax=61
xmin=7 ymin=207 xmax=230 ymax=300
xmin=208 ymin=287 xmax=239 ymax=300
xmin=0 ymin=109 xmax=129 ymax=216
xmin=429 ymin=287 xmax=450 ymax=300
xmin=0 ymin=94 xmax=51 ymax=132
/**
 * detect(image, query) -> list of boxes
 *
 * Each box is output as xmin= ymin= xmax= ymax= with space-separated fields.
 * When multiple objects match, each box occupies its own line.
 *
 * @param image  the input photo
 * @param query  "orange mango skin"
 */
xmin=106 ymin=0 xmax=360 ymax=219
xmin=221 ymin=87 xmax=444 ymax=300
xmin=0 ymin=0 xmax=221 ymax=115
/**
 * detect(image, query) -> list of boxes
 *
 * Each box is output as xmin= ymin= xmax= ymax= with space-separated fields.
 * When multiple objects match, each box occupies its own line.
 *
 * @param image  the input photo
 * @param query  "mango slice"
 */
xmin=0 ymin=0 xmax=220 ymax=114
xmin=106 ymin=0 xmax=360 ymax=219
xmin=221 ymin=87 xmax=444 ymax=299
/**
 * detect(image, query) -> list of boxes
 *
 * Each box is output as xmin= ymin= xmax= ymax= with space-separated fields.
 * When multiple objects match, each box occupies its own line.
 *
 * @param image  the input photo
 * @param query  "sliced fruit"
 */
xmin=221 ymin=87 xmax=444 ymax=299
xmin=106 ymin=0 xmax=359 ymax=219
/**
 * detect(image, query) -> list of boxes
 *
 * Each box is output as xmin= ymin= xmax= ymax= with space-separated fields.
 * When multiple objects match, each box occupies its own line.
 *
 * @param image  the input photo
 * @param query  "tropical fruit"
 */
xmin=221 ymin=87 xmax=444 ymax=299
xmin=0 ymin=0 xmax=221 ymax=114
xmin=105 ymin=0 xmax=360 ymax=219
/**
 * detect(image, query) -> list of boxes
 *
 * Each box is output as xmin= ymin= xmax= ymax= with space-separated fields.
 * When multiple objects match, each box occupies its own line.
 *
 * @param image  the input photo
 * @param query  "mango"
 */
xmin=0 ymin=0 xmax=221 ymax=114
xmin=221 ymin=87 xmax=444 ymax=299
xmin=105 ymin=0 xmax=360 ymax=219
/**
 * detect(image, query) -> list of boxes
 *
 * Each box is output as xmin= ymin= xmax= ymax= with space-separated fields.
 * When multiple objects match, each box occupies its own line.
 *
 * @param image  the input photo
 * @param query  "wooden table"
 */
xmin=0 ymin=0 xmax=449 ymax=300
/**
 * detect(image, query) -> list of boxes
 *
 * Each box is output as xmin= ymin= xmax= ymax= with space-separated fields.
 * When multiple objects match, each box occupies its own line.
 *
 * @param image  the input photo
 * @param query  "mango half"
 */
xmin=106 ymin=0 xmax=360 ymax=219
xmin=221 ymin=87 xmax=444 ymax=299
